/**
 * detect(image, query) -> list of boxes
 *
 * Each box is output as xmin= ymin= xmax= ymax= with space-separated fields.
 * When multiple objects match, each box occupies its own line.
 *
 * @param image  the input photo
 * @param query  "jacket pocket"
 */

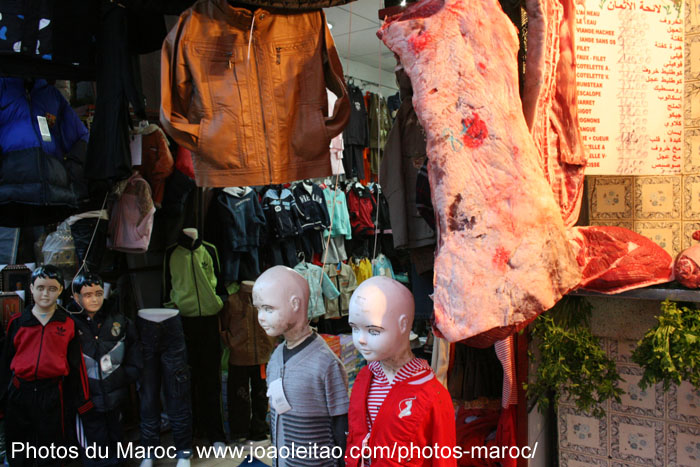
xmin=191 ymin=40 xmax=250 ymax=168
xmin=291 ymin=104 xmax=331 ymax=160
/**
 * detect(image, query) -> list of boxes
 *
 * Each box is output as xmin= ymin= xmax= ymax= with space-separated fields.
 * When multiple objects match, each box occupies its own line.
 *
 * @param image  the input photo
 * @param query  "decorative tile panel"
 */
xmin=589 ymin=220 xmax=634 ymax=230
xmin=668 ymin=423 xmax=700 ymax=466
xmin=687 ymin=0 xmax=700 ymax=34
xmin=611 ymin=365 xmax=665 ymax=418
xmin=634 ymin=221 xmax=681 ymax=258
xmin=688 ymin=35 xmax=700 ymax=82
xmin=683 ymin=175 xmax=700 ymax=219
xmin=685 ymin=82 xmax=700 ymax=127
xmin=682 ymin=221 xmax=700 ymax=249
xmin=559 ymin=405 xmax=608 ymax=457
xmin=589 ymin=177 xmax=634 ymax=219
xmin=607 ymin=339 xmax=639 ymax=364
xmin=560 ymin=450 xmax=608 ymax=467
xmin=669 ymin=382 xmax=700 ymax=425
xmin=610 ymin=414 xmax=664 ymax=465
xmin=636 ymin=176 xmax=681 ymax=219
xmin=684 ymin=129 xmax=700 ymax=175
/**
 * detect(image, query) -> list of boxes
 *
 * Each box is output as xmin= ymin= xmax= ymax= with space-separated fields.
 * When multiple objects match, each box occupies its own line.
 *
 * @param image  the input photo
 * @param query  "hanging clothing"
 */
xmin=323 ymin=186 xmax=352 ymax=240
xmin=379 ymin=68 xmax=436 ymax=250
xmin=293 ymin=262 xmax=340 ymax=320
xmin=136 ymin=125 xmax=174 ymax=207
xmin=323 ymin=263 xmax=358 ymax=318
xmin=350 ymin=257 xmax=372 ymax=285
xmin=162 ymin=232 xmax=226 ymax=318
xmin=342 ymin=84 xmax=369 ymax=180
xmin=328 ymin=89 xmax=345 ymax=175
xmin=0 ymin=77 xmax=89 ymax=227
xmin=160 ymin=0 xmax=349 ymax=187
xmin=85 ymin=2 xmax=146 ymax=183
xmin=347 ymin=183 xmax=376 ymax=236
xmin=371 ymin=254 xmax=395 ymax=279
xmin=367 ymin=93 xmax=391 ymax=175
xmin=206 ymin=188 xmax=266 ymax=282
xmin=262 ymin=187 xmax=304 ymax=239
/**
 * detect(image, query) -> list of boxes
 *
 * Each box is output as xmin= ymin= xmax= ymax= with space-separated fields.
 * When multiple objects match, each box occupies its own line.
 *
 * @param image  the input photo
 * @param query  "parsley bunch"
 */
xmin=525 ymin=296 xmax=623 ymax=419
xmin=632 ymin=299 xmax=700 ymax=391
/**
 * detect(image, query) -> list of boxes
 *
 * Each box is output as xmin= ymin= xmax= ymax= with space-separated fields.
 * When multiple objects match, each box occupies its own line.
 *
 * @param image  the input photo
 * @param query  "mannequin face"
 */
xmin=253 ymin=282 xmax=298 ymax=337
xmin=348 ymin=276 xmax=414 ymax=363
xmin=74 ymin=284 xmax=105 ymax=316
xmin=31 ymin=277 xmax=63 ymax=311
xmin=348 ymin=303 xmax=404 ymax=362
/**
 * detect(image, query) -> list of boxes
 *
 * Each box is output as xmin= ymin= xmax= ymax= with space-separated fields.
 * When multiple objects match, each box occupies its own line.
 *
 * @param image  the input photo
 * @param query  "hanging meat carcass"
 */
xmin=378 ymin=0 xmax=582 ymax=343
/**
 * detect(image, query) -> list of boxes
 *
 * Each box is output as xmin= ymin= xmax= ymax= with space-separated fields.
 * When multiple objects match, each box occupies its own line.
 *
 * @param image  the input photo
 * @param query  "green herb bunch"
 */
xmin=632 ymin=299 xmax=700 ymax=391
xmin=526 ymin=296 xmax=623 ymax=419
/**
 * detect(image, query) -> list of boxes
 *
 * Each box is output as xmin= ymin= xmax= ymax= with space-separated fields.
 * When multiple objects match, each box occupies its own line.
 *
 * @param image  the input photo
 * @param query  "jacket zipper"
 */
xmin=252 ymin=24 xmax=273 ymax=183
xmin=191 ymin=251 xmax=202 ymax=317
xmin=34 ymin=325 xmax=46 ymax=381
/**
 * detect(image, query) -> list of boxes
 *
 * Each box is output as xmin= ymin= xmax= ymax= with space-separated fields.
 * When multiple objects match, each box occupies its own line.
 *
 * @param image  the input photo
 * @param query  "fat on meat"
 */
xmin=568 ymin=226 xmax=674 ymax=294
xmin=378 ymin=0 xmax=582 ymax=342
xmin=523 ymin=0 xmax=587 ymax=227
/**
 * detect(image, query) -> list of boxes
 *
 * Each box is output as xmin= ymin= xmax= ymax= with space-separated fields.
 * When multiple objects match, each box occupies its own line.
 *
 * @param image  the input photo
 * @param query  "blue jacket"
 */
xmin=0 ymin=78 xmax=89 ymax=226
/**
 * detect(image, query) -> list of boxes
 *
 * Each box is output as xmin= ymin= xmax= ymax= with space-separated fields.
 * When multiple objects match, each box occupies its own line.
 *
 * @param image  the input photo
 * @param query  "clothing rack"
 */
xmin=344 ymin=75 xmax=397 ymax=93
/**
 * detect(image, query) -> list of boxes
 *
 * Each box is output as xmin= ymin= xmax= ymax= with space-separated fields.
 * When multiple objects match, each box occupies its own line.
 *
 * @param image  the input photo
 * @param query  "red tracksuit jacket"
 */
xmin=346 ymin=365 xmax=457 ymax=466
xmin=0 ymin=306 xmax=93 ymax=415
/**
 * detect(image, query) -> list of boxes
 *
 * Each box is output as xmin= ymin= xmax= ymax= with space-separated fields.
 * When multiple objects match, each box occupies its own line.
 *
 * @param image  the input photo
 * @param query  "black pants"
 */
xmin=181 ymin=315 xmax=226 ymax=444
xmin=79 ymin=409 xmax=124 ymax=467
xmin=5 ymin=379 xmax=65 ymax=467
xmin=227 ymin=365 xmax=268 ymax=441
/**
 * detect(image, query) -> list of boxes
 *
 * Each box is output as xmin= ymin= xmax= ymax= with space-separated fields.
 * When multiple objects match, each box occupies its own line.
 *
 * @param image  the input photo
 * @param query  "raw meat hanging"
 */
xmin=378 ymin=0 xmax=582 ymax=343
xmin=522 ymin=0 xmax=587 ymax=228
xmin=674 ymin=230 xmax=700 ymax=289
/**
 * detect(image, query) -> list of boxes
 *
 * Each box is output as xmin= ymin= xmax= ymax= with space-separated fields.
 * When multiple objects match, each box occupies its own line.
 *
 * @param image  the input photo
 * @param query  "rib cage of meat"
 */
xmin=523 ymin=0 xmax=587 ymax=228
xmin=378 ymin=0 xmax=582 ymax=342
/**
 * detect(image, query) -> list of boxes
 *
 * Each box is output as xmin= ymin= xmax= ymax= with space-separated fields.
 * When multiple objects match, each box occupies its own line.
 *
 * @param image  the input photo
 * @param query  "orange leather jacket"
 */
xmin=160 ymin=0 xmax=350 ymax=187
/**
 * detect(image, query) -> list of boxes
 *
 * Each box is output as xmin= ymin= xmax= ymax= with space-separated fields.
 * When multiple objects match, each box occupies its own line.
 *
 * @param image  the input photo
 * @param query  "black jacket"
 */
xmin=292 ymin=182 xmax=331 ymax=232
xmin=342 ymin=84 xmax=369 ymax=148
xmin=71 ymin=300 xmax=142 ymax=412
xmin=261 ymin=186 xmax=303 ymax=239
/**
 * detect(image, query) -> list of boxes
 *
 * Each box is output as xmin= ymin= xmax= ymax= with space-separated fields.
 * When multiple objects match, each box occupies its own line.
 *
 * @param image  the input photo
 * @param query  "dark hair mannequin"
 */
xmin=30 ymin=264 xmax=64 ymax=286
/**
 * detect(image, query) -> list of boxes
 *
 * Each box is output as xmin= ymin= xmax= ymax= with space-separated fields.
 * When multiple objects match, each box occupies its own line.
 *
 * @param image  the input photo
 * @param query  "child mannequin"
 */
xmin=253 ymin=266 xmax=349 ymax=467
xmin=0 ymin=265 xmax=93 ymax=466
xmin=346 ymin=276 xmax=456 ymax=467
xmin=71 ymin=272 xmax=141 ymax=466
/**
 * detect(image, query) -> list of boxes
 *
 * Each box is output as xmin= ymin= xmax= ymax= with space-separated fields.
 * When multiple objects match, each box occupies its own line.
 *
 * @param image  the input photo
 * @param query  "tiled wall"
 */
xmin=587 ymin=0 xmax=700 ymax=260
xmin=558 ymin=335 xmax=700 ymax=466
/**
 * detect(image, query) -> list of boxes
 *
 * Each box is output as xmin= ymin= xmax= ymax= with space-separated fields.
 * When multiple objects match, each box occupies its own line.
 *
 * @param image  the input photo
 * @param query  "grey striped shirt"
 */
xmin=267 ymin=334 xmax=349 ymax=467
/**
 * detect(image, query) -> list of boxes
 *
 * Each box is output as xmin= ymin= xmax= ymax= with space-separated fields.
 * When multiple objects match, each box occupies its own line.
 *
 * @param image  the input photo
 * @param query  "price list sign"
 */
xmin=575 ymin=0 xmax=684 ymax=175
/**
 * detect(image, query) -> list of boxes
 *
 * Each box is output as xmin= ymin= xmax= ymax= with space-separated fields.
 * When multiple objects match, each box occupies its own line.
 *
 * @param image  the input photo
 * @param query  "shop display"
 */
xmin=70 ymin=272 xmax=141 ymax=465
xmin=346 ymin=276 xmax=456 ymax=467
xmin=107 ymin=172 xmax=156 ymax=254
xmin=0 ymin=266 xmax=93 ymax=466
xmin=567 ymin=225 xmax=674 ymax=293
xmin=522 ymin=0 xmax=587 ymax=227
xmin=343 ymin=84 xmax=370 ymax=180
xmin=293 ymin=259 xmax=340 ymax=320
xmin=163 ymin=228 xmax=227 ymax=446
xmin=380 ymin=67 xmax=436 ymax=251
xmin=134 ymin=124 xmax=175 ymax=208
xmin=137 ymin=307 xmax=193 ymax=465
xmin=160 ymin=0 xmax=349 ymax=187
xmin=0 ymin=77 xmax=89 ymax=227
xmin=254 ymin=266 xmax=349 ymax=467
xmin=674 ymin=230 xmax=700 ymax=288
xmin=378 ymin=0 xmax=582 ymax=343
xmin=220 ymin=281 xmax=276 ymax=442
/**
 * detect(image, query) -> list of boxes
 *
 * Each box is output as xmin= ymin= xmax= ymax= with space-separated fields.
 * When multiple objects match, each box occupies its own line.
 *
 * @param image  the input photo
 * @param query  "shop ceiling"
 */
xmin=325 ymin=0 xmax=395 ymax=73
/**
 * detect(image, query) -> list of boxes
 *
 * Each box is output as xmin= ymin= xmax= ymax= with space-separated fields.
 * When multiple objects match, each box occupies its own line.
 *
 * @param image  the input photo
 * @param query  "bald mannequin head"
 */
xmin=253 ymin=266 xmax=310 ymax=338
xmin=348 ymin=276 xmax=414 ymax=362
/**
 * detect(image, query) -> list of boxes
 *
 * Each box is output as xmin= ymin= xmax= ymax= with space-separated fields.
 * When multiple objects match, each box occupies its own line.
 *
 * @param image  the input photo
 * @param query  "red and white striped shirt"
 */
xmin=366 ymin=358 xmax=432 ymax=428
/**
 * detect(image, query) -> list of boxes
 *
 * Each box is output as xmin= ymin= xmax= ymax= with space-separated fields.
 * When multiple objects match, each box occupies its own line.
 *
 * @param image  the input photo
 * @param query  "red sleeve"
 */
xmin=428 ymin=383 xmax=458 ymax=467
